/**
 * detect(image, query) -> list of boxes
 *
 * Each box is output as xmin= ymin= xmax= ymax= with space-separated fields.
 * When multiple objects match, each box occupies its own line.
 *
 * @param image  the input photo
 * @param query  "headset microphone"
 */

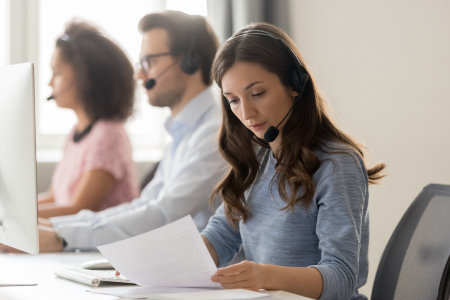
xmin=144 ymin=60 xmax=179 ymax=90
xmin=263 ymin=126 xmax=280 ymax=143
xmin=46 ymin=84 xmax=75 ymax=101
xmin=263 ymin=74 xmax=309 ymax=143
xmin=144 ymin=79 xmax=156 ymax=90
xmin=227 ymin=29 xmax=311 ymax=143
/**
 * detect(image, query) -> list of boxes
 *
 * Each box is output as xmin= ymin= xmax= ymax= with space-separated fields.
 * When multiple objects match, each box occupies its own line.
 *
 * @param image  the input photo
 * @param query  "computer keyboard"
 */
xmin=54 ymin=267 xmax=133 ymax=287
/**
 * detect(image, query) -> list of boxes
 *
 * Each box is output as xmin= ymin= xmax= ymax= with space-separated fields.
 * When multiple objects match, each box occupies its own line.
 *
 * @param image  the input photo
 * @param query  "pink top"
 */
xmin=52 ymin=120 xmax=139 ymax=211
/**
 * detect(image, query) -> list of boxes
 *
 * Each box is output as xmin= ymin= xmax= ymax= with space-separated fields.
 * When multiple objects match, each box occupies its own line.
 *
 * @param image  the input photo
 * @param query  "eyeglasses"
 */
xmin=136 ymin=52 xmax=177 ymax=74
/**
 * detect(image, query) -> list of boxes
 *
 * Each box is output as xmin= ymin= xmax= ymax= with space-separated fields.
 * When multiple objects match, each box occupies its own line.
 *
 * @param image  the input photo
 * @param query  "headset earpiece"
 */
xmin=181 ymin=16 xmax=200 ymax=75
xmin=290 ymin=69 xmax=301 ymax=92
xmin=227 ymin=29 xmax=311 ymax=143
xmin=181 ymin=52 xmax=200 ymax=74
xmin=300 ymin=73 xmax=309 ymax=84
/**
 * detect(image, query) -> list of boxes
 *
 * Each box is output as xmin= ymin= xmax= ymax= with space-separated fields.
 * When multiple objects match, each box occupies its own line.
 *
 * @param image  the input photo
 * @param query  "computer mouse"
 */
xmin=80 ymin=259 xmax=114 ymax=270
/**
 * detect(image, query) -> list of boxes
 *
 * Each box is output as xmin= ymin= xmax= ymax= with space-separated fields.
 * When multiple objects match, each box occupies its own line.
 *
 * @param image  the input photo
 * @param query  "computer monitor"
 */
xmin=0 ymin=63 xmax=38 ymax=255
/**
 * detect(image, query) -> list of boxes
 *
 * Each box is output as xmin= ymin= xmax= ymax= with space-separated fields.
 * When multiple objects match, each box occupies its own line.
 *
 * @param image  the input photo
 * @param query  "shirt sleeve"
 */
xmin=308 ymin=152 xmax=369 ymax=300
xmin=83 ymin=122 xmax=130 ymax=181
xmin=50 ymin=125 xmax=228 ymax=252
xmin=201 ymin=203 xmax=242 ymax=267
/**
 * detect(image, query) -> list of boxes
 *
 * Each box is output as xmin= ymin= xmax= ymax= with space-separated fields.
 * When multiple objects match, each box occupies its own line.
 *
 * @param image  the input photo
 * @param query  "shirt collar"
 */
xmin=164 ymin=87 xmax=216 ymax=137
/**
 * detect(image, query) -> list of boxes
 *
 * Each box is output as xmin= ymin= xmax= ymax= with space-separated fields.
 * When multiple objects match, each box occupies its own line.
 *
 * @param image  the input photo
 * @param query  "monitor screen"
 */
xmin=0 ymin=63 xmax=38 ymax=255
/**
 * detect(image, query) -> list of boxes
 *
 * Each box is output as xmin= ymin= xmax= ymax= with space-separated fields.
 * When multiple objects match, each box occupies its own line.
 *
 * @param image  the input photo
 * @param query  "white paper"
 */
xmin=152 ymin=289 xmax=271 ymax=300
xmin=87 ymin=286 xmax=222 ymax=299
xmin=97 ymin=215 xmax=221 ymax=289
xmin=0 ymin=283 xmax=37 ymax=287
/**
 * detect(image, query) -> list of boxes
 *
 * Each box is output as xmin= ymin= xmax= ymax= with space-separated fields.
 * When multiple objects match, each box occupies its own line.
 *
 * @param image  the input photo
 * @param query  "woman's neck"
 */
xmin=269 ymin=135 xmax=282 ymax=154
xmin=73 ymin=107 xmax=92 ymax=132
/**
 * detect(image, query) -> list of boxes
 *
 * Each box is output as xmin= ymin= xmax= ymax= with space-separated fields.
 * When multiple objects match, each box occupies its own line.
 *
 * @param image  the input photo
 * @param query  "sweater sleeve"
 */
xmin=309 ymin=152 xmax=369 ymax=300
xmin=201 ymin=203 xmax=242 ymax=267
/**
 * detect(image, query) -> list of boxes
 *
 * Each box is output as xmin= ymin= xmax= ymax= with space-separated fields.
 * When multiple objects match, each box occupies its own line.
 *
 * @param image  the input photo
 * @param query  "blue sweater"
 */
xmin=201 ymin=143 xmax=369 ymax=300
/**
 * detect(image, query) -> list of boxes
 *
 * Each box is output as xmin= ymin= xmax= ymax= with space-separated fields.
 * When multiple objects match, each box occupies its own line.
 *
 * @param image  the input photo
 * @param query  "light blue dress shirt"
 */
xmin=51 ymin=87 xmax=228 ymax=251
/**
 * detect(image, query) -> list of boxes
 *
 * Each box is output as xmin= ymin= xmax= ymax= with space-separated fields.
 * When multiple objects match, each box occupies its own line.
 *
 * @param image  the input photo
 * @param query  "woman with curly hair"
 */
xmin=38 ymin=21 xmax=139 ymax=218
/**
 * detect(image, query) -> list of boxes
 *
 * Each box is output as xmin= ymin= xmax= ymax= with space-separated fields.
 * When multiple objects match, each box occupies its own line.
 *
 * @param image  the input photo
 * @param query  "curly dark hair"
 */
xmin=211 ymin=22 xmax=386 ymax=225
xmin=56 ymin=20 xmax=135 ymax=121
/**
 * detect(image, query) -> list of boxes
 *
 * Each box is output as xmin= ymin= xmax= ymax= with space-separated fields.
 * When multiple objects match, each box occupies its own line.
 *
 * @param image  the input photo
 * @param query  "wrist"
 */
xmin=41 ymin=225 xmax=65 ymax=252
xmin=55 ymin=235 xmax=64 ymax=252
xmin=54 ymin=230 xmax=66 ymax=251
xmin=261 ymin=264 xmax=274 ymax=290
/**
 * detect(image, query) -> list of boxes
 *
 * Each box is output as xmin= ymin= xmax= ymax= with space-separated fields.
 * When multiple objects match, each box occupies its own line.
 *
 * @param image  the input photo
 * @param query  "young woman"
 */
xmin=38 ymin=21 xmax=139 ymax=219
xmin=201 ymin=23 xmax=385 ymax=300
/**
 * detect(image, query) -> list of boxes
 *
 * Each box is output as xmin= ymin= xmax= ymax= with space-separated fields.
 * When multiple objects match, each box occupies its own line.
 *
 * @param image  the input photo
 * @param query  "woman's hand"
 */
xmin=38 ymin=217 xmax=53 ymax=227
xmin=36 ymin=225 xmax=64 ymax=253
xmin=211 ymin=260 xmax=266 ymax=291
xmin=0 ymin=244 xmax=24 ymax=253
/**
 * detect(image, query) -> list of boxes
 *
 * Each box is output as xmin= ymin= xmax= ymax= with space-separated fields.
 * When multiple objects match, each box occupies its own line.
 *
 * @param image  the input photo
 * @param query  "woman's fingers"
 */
xmin=211 ymin=270 xmax=248 ymax=284
xmin=115 ymin=271 xmax=120 ymax=276
xmin=212 ymin=261 xmax=264 ymax=291
xmin=220 ymin=280 xmax=258 ymax=290
xmin=216 ymin=260 xmax=252 ymax=276
xmin=0 ymin=244 xmax=24 ymax=253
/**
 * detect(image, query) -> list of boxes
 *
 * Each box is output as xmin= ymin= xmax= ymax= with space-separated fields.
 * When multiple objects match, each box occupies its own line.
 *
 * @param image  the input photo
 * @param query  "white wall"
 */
xmin=290 ymin=0 xmax=450 ymax=296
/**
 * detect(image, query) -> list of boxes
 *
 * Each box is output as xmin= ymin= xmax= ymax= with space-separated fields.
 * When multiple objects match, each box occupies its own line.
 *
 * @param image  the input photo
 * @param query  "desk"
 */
xmin=0 ymin=253 xmax=312 ymax=300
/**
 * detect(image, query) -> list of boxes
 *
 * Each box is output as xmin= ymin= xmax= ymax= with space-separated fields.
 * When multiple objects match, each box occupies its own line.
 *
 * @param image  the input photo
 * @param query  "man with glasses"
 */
xmin=26 ymin=11 xmax=226 ymax=252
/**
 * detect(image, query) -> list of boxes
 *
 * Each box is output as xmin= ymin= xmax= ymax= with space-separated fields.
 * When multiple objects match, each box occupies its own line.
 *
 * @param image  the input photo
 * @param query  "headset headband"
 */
xmin=228 ymin=29 xmax=305 ymax=69
xmin=225 ymin=29 xmax=311 ymax=143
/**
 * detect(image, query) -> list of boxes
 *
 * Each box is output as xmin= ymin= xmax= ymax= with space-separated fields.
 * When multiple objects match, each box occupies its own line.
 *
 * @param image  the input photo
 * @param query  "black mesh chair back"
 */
xmin=372 ymin=184 xmax=450 ymax=300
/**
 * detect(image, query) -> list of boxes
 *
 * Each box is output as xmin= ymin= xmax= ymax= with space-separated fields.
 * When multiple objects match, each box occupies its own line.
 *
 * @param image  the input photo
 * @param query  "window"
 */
xmin=36 ymin=0 xmax=207 ymax=154
xmin=0 ymin=0 xmax=9 ymax=66
xmin=166 ymin=0 xmax=207 ymax=16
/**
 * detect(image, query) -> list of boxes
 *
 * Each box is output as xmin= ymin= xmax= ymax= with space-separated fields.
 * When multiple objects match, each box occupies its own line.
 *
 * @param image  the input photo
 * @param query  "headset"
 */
xmin=47 ymin=34 xmax=73 ymax=101
xmin=227 ymin=30 xmax=310 ymax=143
xmin=144 ymin=15 xmax=200 ymax=90
xmin=181 ymin=15 xmax=200 ymax=74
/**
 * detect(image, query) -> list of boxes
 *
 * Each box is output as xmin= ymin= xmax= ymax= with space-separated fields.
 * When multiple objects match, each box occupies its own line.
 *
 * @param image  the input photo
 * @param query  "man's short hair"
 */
xmin=139 ymin=11 xmax=219 ymax=86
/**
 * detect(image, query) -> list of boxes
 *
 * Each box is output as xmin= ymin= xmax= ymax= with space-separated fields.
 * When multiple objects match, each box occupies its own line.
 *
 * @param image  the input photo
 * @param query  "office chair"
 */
xmin=372 ymin=184 xmax=450 ymax=300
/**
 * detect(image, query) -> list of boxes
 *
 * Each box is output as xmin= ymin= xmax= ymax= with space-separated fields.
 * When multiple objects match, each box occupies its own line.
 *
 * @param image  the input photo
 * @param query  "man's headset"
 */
xmin=227 ymin=30 xmax=310 ymax=143
xmin=144 ymin=15 xmax=200 ymax=90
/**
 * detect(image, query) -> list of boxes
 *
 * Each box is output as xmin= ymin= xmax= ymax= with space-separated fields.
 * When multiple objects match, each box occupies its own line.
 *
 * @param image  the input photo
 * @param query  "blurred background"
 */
xmin=1 ymin=0 xmax=450 ymax=296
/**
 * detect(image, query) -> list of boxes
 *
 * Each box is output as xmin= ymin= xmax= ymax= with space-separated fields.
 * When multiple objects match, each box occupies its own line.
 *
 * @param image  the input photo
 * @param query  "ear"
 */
xmin=291 ymin=87 xmax=299 ymax=97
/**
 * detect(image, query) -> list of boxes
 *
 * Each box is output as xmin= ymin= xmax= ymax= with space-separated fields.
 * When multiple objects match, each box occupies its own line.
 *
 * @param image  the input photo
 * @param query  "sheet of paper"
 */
xmin=87 ymin=286 xmax=222 ymax=299
xmin=0 ymin=283 xmax=37 ymax=287
xmin=97 ymin=215 xmax=221 ymax=289
xmin=152 ymin=289 xmax=271 ymax=300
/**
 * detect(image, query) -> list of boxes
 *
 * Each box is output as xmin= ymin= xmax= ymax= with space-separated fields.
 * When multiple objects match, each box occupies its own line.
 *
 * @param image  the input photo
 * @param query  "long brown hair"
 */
xmin=211 ymin=22 xmax=386 ymax=225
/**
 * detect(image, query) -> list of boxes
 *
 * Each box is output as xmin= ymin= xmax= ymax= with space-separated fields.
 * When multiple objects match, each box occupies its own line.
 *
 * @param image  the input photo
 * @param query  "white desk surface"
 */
xmin=0 ymin=252 xmax=313 ymax=300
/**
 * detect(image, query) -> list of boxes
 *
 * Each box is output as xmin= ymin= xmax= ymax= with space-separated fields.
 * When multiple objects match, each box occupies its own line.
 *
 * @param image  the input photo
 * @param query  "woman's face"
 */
xmin=221 ymin=61 xmax=298 ymax=141
xmin=48 ymin=48 xmax=80 ymax=110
